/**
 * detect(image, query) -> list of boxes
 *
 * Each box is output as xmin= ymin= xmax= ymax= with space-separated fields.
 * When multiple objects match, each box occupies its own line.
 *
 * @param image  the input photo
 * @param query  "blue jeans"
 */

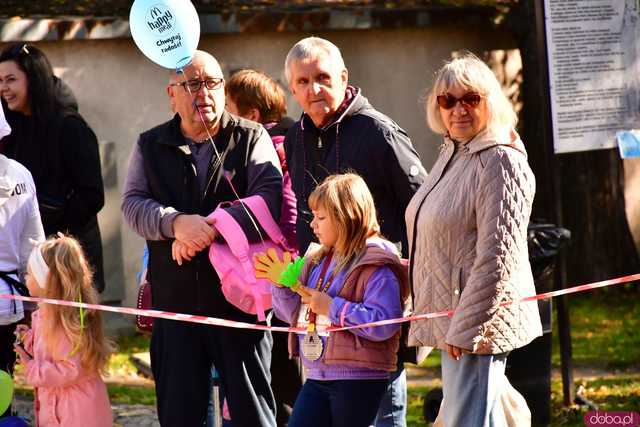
xmin=373 ymin=368 xmax=407 ymax=427
xmin=207 ymin=367 xmax=234 ymax=427
xmin=289 ymin=379 xmax=387 ymax=427
xmin=439 ymin=350 xmax=509 ymax=427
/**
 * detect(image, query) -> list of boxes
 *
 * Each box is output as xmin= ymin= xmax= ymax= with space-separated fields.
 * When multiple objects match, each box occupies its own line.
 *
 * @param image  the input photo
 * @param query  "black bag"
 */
xmin=527 ymin=222 xmax=571 ymax=278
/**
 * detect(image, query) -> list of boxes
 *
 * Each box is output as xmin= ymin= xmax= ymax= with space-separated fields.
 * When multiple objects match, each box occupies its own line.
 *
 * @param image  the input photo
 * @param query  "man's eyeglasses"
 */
xmin=170 ymin=78 xmax=224 ymax=92
xmin=436 ymin=92 xmax=482 ymax=110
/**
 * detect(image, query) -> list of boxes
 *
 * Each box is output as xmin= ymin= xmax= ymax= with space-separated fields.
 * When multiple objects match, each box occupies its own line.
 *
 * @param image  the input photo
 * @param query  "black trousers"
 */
xmin=0 ymin=323 xmax=18 ymax=418
xmin=270 ymin=317 xmax=302 ymax=427
xmin=151 ymin=318 xmax=276 ymax=427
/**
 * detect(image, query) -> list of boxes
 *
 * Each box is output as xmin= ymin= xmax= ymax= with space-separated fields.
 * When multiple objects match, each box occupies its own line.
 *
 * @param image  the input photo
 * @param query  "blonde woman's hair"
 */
xmin=38 ymin=235 xmax=113 ymax=373
xmin=308 ymin=173 xmax=380 ymax=270
xmin=425 ymin=52 xmax=517 ymax=137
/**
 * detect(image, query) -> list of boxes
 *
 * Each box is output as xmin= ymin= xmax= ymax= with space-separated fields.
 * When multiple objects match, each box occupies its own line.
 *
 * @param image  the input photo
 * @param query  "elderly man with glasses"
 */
xmin=122 ymin=50 xmax=281 ymax=427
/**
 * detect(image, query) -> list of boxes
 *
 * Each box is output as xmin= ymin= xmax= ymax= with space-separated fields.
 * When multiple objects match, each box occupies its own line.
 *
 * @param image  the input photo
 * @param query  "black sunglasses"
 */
xmin=436 ymin=92 xmax=482 ymax=110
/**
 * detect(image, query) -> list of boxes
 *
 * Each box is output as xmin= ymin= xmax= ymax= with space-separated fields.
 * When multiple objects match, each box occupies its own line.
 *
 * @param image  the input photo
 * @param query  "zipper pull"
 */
xmin=317 ymin=136 xmax=323 ymax=149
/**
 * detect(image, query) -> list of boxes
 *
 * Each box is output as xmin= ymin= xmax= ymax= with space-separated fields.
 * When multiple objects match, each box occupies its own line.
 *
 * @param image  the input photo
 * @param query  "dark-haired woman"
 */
xmin=0 ymin=44 xmax=105 ymax=292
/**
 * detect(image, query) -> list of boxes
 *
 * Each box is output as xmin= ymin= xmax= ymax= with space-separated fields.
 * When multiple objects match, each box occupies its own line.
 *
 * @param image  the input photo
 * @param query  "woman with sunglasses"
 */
xmin=0 ymin=44 xmax=105 ymax=292
xmin=405 ymin=53 xmax=542 ymax=426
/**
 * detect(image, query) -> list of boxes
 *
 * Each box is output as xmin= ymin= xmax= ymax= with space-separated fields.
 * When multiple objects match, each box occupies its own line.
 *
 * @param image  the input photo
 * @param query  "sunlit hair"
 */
xmin=308 ymin=173 xmax=380 ymax=270
xmin=425 ymin=52 xmax=517 ymax=137
xmin=226 ymin=69 xmax=286 ymax=123
xmin=284 ymin=37 xmax=345 ymax=85
xmin=38 ymin=235 xmax=113 ymax=373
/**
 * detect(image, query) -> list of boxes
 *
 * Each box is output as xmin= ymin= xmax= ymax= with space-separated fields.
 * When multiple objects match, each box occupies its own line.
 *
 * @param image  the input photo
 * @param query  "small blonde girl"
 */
xmin=14 ymin=235 xmax=113 ymax=427
xmin=270 ymin=173 xmax=409 ymax=427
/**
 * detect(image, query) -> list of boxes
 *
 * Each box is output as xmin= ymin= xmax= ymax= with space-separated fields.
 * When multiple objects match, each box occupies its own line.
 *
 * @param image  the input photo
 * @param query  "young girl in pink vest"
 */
xmin=269 ymin=173 xmax=409 ymax=427
xmin=14 ymin=235 xmax=113 ymax=426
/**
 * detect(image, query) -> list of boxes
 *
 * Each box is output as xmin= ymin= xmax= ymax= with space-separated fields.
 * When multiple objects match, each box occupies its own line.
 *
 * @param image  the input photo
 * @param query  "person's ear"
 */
xmin=341 ymin=68 xmax=348 ymax=88
xmin=248 ymin=108 xmax=261 ymax=123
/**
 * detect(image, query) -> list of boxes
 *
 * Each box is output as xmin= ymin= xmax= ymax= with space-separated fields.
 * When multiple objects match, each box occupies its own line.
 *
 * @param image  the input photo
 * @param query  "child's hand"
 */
xmin=300 ymin=287 xmax=333 ymax=316
xmin=14 ymin=324 xmax=29 ymax=341
xmin=14 ymin=343 xmax=32 ymax=364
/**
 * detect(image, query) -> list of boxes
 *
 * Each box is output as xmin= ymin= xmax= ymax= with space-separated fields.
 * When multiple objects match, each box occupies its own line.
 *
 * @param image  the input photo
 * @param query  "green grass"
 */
xmin=551 ymin=292 xmax=640 ymax=369
xmin=107 ymin=384 xmax=156 ymax=405
xmin=407 ymin=386 xmax=429 ymax=427
xmin=549 ymin=375 xmax=640 ymax=427
xmin=107 ymin=333 xmax=150 ymax=375
xmin=418 ymin=350 xmax=441 ymax=369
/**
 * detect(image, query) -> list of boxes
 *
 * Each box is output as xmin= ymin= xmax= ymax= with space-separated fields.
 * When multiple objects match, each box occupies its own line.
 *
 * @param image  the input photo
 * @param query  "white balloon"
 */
xmin=130 ymin=0 xmax=200 ymax=69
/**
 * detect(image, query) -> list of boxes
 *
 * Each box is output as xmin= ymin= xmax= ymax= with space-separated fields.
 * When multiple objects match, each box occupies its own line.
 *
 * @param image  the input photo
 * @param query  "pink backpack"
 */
xmin=208 ymin=195 xmax=295 ymax=321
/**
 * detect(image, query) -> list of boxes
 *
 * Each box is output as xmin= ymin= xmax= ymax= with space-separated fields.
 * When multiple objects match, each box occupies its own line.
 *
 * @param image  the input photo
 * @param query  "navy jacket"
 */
xmin=284 ymin=88 xmax=426 ymax=257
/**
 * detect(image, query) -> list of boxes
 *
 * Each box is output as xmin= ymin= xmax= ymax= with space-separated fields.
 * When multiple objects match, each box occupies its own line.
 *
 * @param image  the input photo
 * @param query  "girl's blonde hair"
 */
xmin=38 ymin=235 xmax=113 ymax=373
xmin=308 ymin=173 xmax=380 ymax=270
xmin=425 ymin=52 xmax=517 ymax=137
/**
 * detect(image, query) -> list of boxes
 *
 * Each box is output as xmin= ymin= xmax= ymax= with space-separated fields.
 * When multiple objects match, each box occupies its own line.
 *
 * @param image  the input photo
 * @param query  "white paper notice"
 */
xmin=545 ymin=0 xmax=640 ymax=153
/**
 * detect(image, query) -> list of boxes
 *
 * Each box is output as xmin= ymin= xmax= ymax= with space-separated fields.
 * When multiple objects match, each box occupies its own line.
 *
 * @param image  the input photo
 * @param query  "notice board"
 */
xmin=544 ymin=0 xmax=640 ymax=153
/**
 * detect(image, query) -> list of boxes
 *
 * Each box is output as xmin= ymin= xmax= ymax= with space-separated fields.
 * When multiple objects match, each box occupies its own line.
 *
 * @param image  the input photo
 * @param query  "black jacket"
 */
xmin=1 ymin=101 xmax=105 ymax=291
xmin=284 ymin=88 xmax=426 ymax=257
xmin=136 ymin=112 xmax=282 ymax=318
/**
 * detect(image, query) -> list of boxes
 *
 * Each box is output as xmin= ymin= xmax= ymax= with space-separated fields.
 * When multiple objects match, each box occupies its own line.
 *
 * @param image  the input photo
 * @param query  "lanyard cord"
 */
xmin=306 ymin=251 xmax=337 ymax=324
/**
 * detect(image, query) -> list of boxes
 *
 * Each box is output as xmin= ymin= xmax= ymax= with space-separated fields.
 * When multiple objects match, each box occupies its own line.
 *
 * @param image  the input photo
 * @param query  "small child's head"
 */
xmin=27 ymin=235 xmax=112 ymax=371
xmin=308 ymin=173 xmax=380 ymax=266
xmin=225 ymin=69 xmax=287 ymax=124
xmin=28 ymin=234 xmax=93 ymax=299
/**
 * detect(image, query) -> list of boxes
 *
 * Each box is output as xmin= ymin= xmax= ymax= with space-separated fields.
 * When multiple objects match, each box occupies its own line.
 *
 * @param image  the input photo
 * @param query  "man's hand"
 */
xmin=173 ymin=214 xmax=217 ymax=251
xmin=172 ymin=240 xmax=197 ymax=266
xmin=299 ymin=287 xmax=333 ymax=316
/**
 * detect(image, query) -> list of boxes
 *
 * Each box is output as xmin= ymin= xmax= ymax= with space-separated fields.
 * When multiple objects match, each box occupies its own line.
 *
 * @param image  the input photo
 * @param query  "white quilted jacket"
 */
xmin=405 ymin=129 xmax=542 ymax=354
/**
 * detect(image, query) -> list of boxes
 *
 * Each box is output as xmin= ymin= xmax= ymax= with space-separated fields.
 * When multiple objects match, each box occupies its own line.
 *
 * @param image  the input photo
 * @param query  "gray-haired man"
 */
xmin=283 ymin=37 xmax=426 ymax=427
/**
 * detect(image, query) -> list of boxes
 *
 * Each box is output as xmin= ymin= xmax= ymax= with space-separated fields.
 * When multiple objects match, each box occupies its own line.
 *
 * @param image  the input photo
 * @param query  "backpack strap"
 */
xmin=235 ymin=195 xmax=293 ymax=253
xmin=208 ymin=208 xmax=253 ymax=271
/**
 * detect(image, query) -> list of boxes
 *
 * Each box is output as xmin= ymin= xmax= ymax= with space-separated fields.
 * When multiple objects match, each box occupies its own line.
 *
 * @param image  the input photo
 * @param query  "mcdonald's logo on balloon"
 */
xmin=129 ymin=0 xmax=200 ymax=70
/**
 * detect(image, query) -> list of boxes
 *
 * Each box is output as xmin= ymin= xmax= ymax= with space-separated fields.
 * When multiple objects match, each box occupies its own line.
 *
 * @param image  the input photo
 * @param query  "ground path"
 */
xmin=11 ymin=361 xmax=638 ymax=426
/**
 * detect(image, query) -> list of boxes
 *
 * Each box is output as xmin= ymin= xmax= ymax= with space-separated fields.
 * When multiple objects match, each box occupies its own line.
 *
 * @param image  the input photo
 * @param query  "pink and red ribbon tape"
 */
xmin=0 ymin=273 xmax=637 ymax=334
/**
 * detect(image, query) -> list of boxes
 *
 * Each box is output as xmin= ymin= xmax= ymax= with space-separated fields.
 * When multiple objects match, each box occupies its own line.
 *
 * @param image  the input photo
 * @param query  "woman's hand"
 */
xmin=445 ymin=343 xmax=465 ymax=361
xmin=299 ymin=287 xmax=333 ymax=316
